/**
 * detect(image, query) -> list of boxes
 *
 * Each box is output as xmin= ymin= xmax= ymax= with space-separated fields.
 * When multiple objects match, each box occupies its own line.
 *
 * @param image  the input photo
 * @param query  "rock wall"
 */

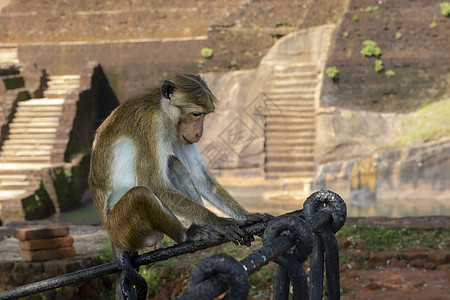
xmin=315 ymin=107 xmax=403 ymax=164
xmin=312 ymin=138 xmax=450 ymax=216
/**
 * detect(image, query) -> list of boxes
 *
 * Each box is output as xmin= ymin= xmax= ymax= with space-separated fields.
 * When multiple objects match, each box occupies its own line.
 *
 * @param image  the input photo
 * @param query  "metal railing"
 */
xmin=0 ymin=190 xmax=346 ymax=300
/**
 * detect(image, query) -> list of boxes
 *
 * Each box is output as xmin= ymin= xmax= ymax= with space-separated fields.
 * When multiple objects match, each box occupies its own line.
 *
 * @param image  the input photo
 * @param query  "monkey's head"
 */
xmin=161 ymin=74 xmax=217 ymax=145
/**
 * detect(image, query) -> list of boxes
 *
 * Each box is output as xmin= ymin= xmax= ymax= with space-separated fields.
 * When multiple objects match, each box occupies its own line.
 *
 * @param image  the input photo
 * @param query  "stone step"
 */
xmin=273 ymin=64 xmax=317 ymax=74
xmin=267 ymin=114 xmax=315 ymax=122
xmin=266 ymin=159 xmax=315 ymax=167
xmin=270 ymin=105 xmax=315 ymax=113
xmin=0 ymin=48 xmax=19 ymax=65
xmin=267 ymin=96 xmax=315 ymax=103
xmin=48 ymin=75 xmax=81 ymax=80
xmin=15 ymin=107 xmax=63 ymax=113
xmin=266 ymin=132 xmax=315 ymax=140
xmin=3 ymin=134 xmax=56 ymax=141
xmin=267 ymin=105 xmax=315 ymax=113
xmin=10 ymin=122 xmax=60 ymax=128
xmin=265 ymin=139 xmax=315 ymax=147
xmin=265 ymin=164 xmax=315 ymax=174
xmin=270 ymin=79 xmax=317 ymax=89
xmin=0 ymin=174 xmax=29 ymax=182
xmin=265 ymin=170 xmax=316 ymax=179
xmin=265 ymin=142 xmax=315 ymax=155
xmin=266 ymin=153 xmax=314 ymax=163
xmin=15 ymin=111 xmax=63 ymax=117
xmin=17 ymin=99 xmax=65 ymax=106
xmin=267 ymin=124 xmax=315 ymax=133
xmin=1 ymin=149 xmax=51 ymax=156
xmin=46 ymin=83 xmax=79 ymax=89
xmin=266 ymin=119 xmax=315 ymax=126
xmin=2 ymin=144 xmax=54 ymax=151
xmin=44 ymin=89 xmax=74 ymax=95
xmin=9 ymin=127 xmax=57 ymax=134
xmin=268 ymin=87 xmax=316 ymax=95
xmin=12 ymin=117 xmax=60 ymax=123
xmin=0 ymin=157 xmax=51 ymax=163
xmin=0 ymin=190 xmax=27 ymax=199
xmin=271 ymin=72 xmax=317 ymax=81
xmin=266 ymin=111 xmax=315 ymax=118
xmin=269 ymin=96 xmax=315 ymax=103
xmin=0 ymin=181 xmax=31 ymax=189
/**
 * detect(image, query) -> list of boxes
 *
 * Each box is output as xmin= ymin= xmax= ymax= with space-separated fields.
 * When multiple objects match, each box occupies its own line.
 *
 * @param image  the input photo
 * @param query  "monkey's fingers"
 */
xmin=221 ymin=224 xmax=248 ymax=246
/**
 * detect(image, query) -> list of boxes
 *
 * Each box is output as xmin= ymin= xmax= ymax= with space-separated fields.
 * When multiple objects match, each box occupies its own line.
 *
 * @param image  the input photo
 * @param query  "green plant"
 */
xmin=374 ymin=59 xmax=384 ymax=72
xmin=336 ymin=225 xmax=449 ymax=251
xmin=440 ymin=2 xmax=450 ymax=16
xmin=326 ymin=66 xmax=339 ymax=79
xmin=385 ymin=69 xmax=396 ymax=77
xmin=395 ymin=32 xmax=402 ymax=39
xmin=342 ymin=31 xmax=349 ymax=38
xmin=275 ymin=23 xmax=293 ymax=28
xmin=365 ymin=6 xmax=379 ymax=12
xmin=429 ymin=21 xmax=437 ymax=28
xmin=360 ymin=40 xmax=382 ymax=57
xmin=162 ymin=72 xmax=168 ymax=78
xmin=230 ymin=59 xmax=238 ymax=67
xmin=352 ymin=14 xmax=359 ymax=22
xmin=98 ymin=239 xmax=113 ymax=262
xmin=200 ymin=47 xmax=213 ymax=58
xmin=197 ymin=59 xmax=204 ymax=68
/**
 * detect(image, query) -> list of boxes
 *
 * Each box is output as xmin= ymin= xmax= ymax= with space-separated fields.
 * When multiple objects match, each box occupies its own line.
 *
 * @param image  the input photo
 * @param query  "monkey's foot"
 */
xmin=119 ymin=252 xmax=148 ymax=300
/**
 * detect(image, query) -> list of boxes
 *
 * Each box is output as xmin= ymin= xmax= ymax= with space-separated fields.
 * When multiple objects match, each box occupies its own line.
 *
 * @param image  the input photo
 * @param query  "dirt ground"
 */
xmin=341 ymin=266 xmax=448 ymax=300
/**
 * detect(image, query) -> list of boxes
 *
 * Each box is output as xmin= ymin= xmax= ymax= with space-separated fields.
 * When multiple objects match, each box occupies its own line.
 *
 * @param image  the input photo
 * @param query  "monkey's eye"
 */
xmin=192 ymin=112 xmax=202 ymax=117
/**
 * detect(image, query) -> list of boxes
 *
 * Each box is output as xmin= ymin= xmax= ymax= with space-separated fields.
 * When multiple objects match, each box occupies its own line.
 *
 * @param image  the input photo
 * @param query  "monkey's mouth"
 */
xmin=182 ymin=135 xmax=194 ymax=144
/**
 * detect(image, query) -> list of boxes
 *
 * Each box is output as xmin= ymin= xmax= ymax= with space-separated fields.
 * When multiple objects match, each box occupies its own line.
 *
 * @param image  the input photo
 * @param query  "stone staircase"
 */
xmin=0 ymin=46 xmax=19 ymax=66
xmin=264 ymin=63 xmax=318 ymax=179
xmin=0 ymin=74 xmax=80 ymax=221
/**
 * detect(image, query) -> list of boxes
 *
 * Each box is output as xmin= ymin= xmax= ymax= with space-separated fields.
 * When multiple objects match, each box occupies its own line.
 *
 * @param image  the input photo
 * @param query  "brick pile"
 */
xmin=13 ymin=226 xmax=75 ymax=261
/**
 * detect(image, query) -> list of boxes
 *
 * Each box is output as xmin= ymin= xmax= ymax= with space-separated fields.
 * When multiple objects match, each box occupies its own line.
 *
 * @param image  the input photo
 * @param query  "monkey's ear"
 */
xmin=161 ymin=80 xmax=175 ymax=100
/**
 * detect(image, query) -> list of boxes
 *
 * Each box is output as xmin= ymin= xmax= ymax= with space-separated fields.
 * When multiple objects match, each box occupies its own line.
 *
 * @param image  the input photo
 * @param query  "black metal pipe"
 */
xmin=273 ymin=267 xmax=290 ymax=300
xmin=177 ymin=234 xmax=295 ymax=300
xmin=309 ymin=235 xmax=325 ymax=300
xmin=319 ymin=228 xmax=340 ymax=300
xmin=0 ymin=210 xmax=304 ymax=300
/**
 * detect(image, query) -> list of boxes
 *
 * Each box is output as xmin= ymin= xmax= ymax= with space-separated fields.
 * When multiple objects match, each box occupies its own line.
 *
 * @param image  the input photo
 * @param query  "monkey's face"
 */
xmin=177 ymin=106 xmax=209 ymax=145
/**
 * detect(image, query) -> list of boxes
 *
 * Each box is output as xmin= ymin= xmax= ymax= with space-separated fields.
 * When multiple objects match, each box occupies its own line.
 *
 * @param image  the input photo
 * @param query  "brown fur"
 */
xmin=89 ymin=74 xmax=259 ymax=254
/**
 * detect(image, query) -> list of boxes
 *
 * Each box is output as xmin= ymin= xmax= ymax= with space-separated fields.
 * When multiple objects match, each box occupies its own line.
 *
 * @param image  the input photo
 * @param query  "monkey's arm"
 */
xmin=200 ymin=168 xmax=273 ymax=223
xmin=156 ymin=182 xmax=253 ymax=246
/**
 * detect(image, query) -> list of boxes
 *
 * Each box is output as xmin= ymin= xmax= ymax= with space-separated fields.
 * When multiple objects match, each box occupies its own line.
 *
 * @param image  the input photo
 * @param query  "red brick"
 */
xmin=20 ymin=246 xmax=76 ymax=262
xmin=401 ymin=252 xmax=427 ymax=261
xmin=19 ymin=236 xmax=74 ymax=251
xmin=14 ymin=226 xmax=69 ymax=241
xmin=369 ymin=251 xmax=398 ymax=264
xmin=428 ymin=251 xmax=450 ymax=265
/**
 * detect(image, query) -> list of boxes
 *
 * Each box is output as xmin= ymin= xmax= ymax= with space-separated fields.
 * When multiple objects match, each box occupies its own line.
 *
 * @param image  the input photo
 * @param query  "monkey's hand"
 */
xmin=212 ymin=217 xmax=256 ymax=247
xmin=185 ymin=223 xmax=223 ymax=242
xmin=245 ymin=212 xmax=274 ymax=224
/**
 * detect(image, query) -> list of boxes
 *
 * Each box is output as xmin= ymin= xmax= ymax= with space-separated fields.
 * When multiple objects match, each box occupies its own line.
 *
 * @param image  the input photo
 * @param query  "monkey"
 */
xmin=89 ymin=74 xmax=270 ymax=299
